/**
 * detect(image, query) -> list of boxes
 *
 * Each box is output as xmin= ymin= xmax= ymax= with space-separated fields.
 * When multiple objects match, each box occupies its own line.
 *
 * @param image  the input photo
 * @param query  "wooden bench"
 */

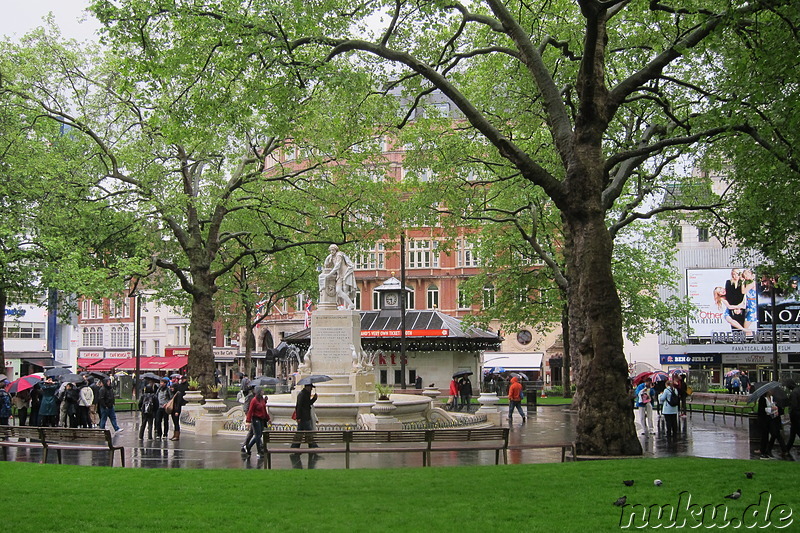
xmin=0 ymin=426 xmax=125 ymax=467
xmin=689 ymin=392 xmax=753 ymax=425
xmin=508 ymin=441 xmax=577 ymax=462
xmin=261 ymin=428 xmax=510 ymax=469
xmin=40 ymin=427 xmax=126 ymax=467
xmin=0 ymin=426 xmax=47 ymax=460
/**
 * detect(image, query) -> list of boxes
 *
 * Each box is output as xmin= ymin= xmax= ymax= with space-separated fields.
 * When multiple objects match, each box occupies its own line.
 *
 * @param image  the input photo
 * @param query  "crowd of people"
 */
xmin=1 ymin=372 xmax=189 ymax=443
xmin=631 ymin=373 xmax=690 ymax=439
xmin=1 ymin=375 xmax=110 ymax=430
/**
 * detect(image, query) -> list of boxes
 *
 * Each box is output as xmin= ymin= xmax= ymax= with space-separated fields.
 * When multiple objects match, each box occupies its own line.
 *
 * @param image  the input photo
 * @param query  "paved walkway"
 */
xmin=2 ymin=406 xmax=759 ymax=469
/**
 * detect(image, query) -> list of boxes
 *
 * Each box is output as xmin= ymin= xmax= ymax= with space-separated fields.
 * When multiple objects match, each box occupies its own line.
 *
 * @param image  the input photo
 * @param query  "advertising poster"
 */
xmin=687 ymin=267 xmax=757 ymax=336
xmin=757 ymin=274 xmax=800 ymax=330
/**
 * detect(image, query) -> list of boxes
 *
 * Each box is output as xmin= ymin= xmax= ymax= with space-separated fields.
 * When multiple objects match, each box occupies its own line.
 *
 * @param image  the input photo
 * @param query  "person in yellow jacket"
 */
xmin=508 ymin=376 xmax=526 ymax=423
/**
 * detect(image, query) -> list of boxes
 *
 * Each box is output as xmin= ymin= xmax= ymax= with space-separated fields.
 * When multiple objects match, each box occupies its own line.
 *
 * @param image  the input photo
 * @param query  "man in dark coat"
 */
xmin=98 ymin=378 xmax=122 ymax=433
xmin=290 ymin=383 xmax=318 ymax=449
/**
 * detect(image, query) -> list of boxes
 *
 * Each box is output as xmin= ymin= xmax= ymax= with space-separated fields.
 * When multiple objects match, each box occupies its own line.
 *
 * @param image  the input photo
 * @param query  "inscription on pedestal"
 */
xmin=309 ymin=311 xmax=363 ymax=375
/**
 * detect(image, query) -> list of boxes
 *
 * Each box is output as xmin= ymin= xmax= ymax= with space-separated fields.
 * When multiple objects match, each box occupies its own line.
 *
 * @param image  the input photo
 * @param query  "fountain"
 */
xmin=189 ymin=245 xmax=481 ymax=435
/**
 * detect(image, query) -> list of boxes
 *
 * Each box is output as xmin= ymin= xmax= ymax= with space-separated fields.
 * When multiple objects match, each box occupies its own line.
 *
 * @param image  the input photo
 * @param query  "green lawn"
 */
xmin=4 ymin=457 xmax=798 ymax=532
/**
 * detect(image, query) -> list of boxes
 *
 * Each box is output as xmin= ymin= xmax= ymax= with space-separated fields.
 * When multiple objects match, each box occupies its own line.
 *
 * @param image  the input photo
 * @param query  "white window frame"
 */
xmin=407 ymin=239 xmax=439 ymax=269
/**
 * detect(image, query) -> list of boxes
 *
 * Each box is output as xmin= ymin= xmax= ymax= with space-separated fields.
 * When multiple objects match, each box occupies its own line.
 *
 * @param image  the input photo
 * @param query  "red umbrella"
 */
xmin=6 ymin=374 xmax=42 ymax=394
xmin=632 ymin=372 xmax=652 ymax=386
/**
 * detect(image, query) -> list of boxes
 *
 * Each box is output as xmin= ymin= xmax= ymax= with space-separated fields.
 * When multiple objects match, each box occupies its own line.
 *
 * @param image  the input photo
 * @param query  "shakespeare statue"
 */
xmin=318 ymin=244 xmax=357 ymax=309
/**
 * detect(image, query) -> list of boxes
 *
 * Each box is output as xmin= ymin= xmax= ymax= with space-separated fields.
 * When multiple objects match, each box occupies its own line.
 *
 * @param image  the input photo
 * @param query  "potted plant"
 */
xmin=188 ymin=377 xmax=200 ymax=391
xmin=206 ymin=383 xmax=222 ymax=399
xmin=375 ymin=384 xmax=393 ymax=400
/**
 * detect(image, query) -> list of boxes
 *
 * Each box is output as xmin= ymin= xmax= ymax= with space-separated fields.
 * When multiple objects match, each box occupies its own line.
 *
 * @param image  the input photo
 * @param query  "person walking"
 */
xmin=239 ymin=385 xmax=256 ymax=453
xmin=138 ymin=384 xmax=158 ymax=440
xmin=757 ymin=389 xmax=790 ymax=460
xmin=155 ymin=378 xmax=172 ymax=440
xmin=507 ymin=376 xmax=526 ymax=423
xmin=290 ymin=383 xmax=319 ymax=451
xmin=659 ymin=379 xmax=680 ymax=439
xmin=635 ymin=378 xmax=656 ymax=435
xmin=98 ymin=378 xmax=122 ymax=433
xmin=243 ymin=387 xmax=271 ymax=457
xmin=78 ymin=382 xmax=93 ymax=428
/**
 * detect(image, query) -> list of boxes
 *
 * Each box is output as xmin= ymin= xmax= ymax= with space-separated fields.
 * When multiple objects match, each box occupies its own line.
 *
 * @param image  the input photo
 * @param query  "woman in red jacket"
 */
xmin=244 ymin=388 xmax=271 ymax=458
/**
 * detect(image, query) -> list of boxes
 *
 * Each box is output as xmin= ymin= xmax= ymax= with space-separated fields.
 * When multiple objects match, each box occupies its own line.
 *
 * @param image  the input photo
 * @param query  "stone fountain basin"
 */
xmin=265 ymin=393 xmax=433 ymax=425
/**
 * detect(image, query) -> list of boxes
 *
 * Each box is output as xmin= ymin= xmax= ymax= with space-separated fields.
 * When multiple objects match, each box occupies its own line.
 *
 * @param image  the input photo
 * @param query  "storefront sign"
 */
xmin=660 ymin=354 xmax=722 ymax=365
xmin=4 ymin=308 xmax=26 ymax=317
xmin=106 ymin=351 xmax=132 ymax=358
xmin=361 ymin=329 xmax=449 ymax=338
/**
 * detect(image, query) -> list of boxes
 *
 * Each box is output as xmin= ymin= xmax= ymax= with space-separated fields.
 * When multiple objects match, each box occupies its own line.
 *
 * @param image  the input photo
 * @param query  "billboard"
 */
xmin=756 ymin=274 xmax=800 ymax=330
xmin=687 ymin=267 xmax=757 ymax=337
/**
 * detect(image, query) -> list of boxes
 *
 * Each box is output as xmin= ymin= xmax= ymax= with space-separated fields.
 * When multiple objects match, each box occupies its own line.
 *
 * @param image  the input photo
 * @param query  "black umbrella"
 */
xmin=747 ymin=381 xmax=789 ymax=407
xmin=251 ymin=376 xmax=281 ymax=387
xmin=140 ymin=372 xmax=162 ymax=381
xmin=59 ymin=373 xmax=86 ymax=384
xmin=452 ymin=370 xmax=473 ymax=379
xmin=44 ymin=367 xmax=71 ymax=378
xmin=297 ymin=375 xmax=332 ymax=386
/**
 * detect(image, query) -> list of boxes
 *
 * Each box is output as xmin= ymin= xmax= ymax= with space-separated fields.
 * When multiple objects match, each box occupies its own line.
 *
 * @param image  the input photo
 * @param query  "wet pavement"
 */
xmin=1 ymin=406 xmax=761 ymax=470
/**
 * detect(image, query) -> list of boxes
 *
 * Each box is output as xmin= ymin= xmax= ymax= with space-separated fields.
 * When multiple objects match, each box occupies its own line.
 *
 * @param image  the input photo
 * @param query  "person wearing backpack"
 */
xmin=138 ymin=384 xmax=158 ymax=440
xmin=659 ymin=379 xmax=680 ymax=438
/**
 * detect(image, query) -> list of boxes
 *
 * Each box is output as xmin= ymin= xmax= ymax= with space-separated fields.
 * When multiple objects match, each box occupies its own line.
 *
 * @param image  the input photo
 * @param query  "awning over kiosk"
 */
xmin=482 ymin=352 xmax=543 ymax=371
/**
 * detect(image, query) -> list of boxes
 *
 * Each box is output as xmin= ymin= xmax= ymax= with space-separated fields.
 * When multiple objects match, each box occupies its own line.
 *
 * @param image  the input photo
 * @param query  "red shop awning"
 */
xmin=158 ymin=356 xmax=188 ymax=371
xmin=114 ymin=357 xmax=173 ymax=371
xmin=88 ymin=358 xmax=126 ymax=371
xmin=77 ymin=358 xmax=103 ymax=369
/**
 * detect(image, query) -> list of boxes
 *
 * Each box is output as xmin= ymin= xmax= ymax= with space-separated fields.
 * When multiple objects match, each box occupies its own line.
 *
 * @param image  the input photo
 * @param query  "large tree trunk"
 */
xmin=188 ymin=273 xmax=217 ymax=394
xmin=565 ymin=198 xmax=641 ymax=455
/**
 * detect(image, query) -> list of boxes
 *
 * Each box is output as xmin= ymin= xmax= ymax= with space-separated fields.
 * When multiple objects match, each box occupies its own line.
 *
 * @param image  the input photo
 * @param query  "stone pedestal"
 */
xmin=476 ymin=392 xmax=503 ymax=426
xmin=371 ymin=398 xmax=403 ymax=430
xmin=194 ymin=398 xmax=228 ymax=436
xmin=183 ymin=390 xmax=204 ymax=406
xmin=302 ymin=309 xmax=365 ymax=375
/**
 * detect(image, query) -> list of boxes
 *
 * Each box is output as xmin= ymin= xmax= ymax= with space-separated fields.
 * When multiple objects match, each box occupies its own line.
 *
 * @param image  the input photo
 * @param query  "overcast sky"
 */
xmin=0 ymin=0 xmax=101 ymax=42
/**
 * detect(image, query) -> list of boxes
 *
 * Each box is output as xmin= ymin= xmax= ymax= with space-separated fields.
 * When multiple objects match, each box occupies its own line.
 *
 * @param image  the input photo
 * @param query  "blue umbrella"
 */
xmin=487 ymin=367 xmax=505 ymax=374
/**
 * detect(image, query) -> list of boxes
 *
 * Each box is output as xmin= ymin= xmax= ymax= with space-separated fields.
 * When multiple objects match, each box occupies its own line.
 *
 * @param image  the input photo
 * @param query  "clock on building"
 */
xmin=384 ymin=293 xmax=399 ymax=307
xmin=516 ymin=330 xmax=532 ymax=345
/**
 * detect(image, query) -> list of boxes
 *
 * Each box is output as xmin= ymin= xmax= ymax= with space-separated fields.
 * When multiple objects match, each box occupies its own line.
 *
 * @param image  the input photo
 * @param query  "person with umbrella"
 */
xmin=458 ymin=374 xmax=473 ymax=412
xmin=290 ymin=382 xmax=319 ymax=451
xmin=63 ymin=382 xmax=80 ymax=428
xmin=11 ymin=389 xmax=31 ymax=426
xmin=757 ymin=387 xmax=789 ymax=460
xmin=38 ymin=377 xmax=60 ymax=427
